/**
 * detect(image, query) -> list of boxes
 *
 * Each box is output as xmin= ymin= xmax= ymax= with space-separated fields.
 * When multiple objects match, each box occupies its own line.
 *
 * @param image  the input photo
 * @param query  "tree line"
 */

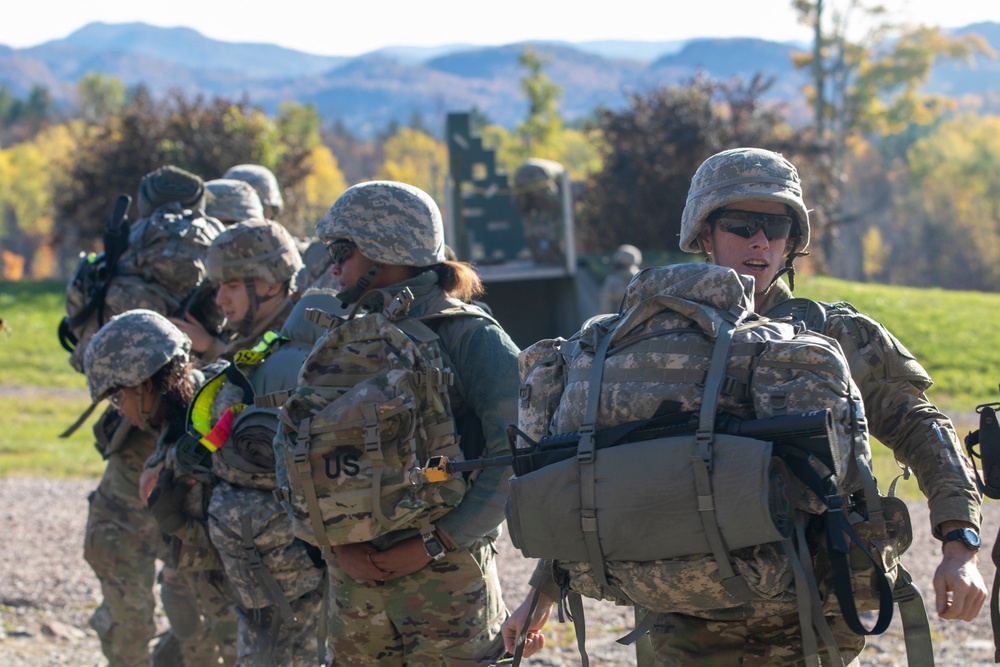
xmin=1 ymin=0 xmax=998 ymax=290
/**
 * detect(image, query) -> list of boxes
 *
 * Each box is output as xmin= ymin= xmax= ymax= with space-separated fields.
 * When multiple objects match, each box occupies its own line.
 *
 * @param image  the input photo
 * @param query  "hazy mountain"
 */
xmin=0 ymin=21 xmax=997 ymax=137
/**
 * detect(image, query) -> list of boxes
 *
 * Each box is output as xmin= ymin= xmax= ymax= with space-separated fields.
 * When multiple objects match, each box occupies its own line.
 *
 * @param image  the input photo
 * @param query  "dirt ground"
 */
xmin=1 ymin=477 xmax=998 ymax=666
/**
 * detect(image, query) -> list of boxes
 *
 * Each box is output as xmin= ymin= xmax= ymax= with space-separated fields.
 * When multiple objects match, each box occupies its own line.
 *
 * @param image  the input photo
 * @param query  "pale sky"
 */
xmin=0 ymin=0 xmax=995 ymax=56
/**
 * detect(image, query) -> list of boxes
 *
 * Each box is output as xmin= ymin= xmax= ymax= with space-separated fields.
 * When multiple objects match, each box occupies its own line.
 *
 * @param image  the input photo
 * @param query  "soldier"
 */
xmin=314 ymin=180 xmax=520 ymax=665
xmin=598 ymin=244 xmax=642 ymax=313
xmin=224 ymin=164 xmax=284 ymax=220
xmin=83 ymin=309 xmax=236 ymax=667
xmin=205 ymin=178 xmax=265 ymax=225
xmin=169 ymin=218 xmax=303 ymax=360
xmin=503 ymin=147 xmax=987 ymax=665
xmin=77 ymin=165 xmax=232 ymax=667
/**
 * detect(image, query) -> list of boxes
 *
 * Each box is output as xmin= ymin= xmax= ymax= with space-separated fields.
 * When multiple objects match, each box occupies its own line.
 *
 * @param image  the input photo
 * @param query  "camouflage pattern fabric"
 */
xmin=516 ymin=263 xmax=865 ymax=617
xmin=647 ymin=607 xmax=864 ymax=666
xmin=208 ymin=482 xmax=325 ymax=666
xmin=679 ymin=147 xmax=810 ymax=253
xmin=160 ymin=565 xmax=239 ymax=667
xmin=275 ymin=291 xmax=468 ymax=547
xmin=327 ymin=540 xmax=507 ymax=665
xmin=205 ymin=218 xmax=303 ymax=289
xmin=234 ymin=589 xmax=324 ymax=666
xmin=84 ymin=422 xmax=167 ymax=667
xmin=315 ymin=181 xmax=446 ymax=267
xmin=759 ymin=280 xmax=982 ymax=546
xmin=84 ymin=309 xmax=191 ymax=402
xmin=224 ymin=164 xmax=284 ymax=213
xmin=512 ymin=158 xmax=566 ymax=265
xmin=205 ymin=178 xmax=265 ymax=224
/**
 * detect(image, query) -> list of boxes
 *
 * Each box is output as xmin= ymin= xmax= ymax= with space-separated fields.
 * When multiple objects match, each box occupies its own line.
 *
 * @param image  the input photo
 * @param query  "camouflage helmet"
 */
xmin=316 ymin=181 xmax=446 ymax=267
xmin=205 ymin=179 xmax=264 ymax=223
xmin=679 ymin=148 xmax=810 ymax=253
xmin=84 ymin=309 xmax=191 ymax=403
xmin=613 ymin=244 xmax=642 ymax=267
xmin=205 ymin=218 xmax=304 ymax=288
xmin=223 ymin=164 xmax=284 ymax=214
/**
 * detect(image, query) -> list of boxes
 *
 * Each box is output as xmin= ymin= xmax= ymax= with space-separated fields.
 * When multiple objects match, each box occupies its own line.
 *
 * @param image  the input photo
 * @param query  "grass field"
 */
xmin=2 ymin=276 xmax=999 ymax=497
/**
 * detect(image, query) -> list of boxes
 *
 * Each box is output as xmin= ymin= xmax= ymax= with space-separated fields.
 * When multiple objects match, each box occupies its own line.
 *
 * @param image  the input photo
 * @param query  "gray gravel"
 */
xmin=1 ymin=477 xmax=998 ymax=666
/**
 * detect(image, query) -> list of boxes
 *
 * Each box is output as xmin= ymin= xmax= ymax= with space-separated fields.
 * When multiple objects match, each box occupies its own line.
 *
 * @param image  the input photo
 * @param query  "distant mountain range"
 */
xmin=1 ymin=21 xmax=997 ymax=138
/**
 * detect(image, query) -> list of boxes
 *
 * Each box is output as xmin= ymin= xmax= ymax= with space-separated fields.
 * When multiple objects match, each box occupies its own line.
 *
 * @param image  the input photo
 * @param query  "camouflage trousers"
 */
xmin=327 ymin=540 xmax=508 ymax=666
xmin=207 ymin=482 xmax=326 ymax=666
xmin=647 ymin=608 xmax=865 ymax=666
xmin=84 ymin=446 xmax=169 ymax=667
xmin=160 ymin=564 xmax=239 ymax=667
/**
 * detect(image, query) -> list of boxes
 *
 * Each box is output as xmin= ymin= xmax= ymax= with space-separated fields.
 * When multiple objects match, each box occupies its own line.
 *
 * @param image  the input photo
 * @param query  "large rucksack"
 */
xmin=273 ymin=286 xmax=492 ymax=563
xmin=508 ymin=263 xmax=895 ymax=665
xmin=59 ymin=199 xmax=225 ymax=373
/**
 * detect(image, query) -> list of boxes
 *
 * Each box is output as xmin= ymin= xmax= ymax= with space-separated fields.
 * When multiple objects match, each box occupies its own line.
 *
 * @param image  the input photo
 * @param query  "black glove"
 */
xmin=172 ymin=432 xmax=213 ymax=479
xmin=147 ymin=467 xmax=190 ymax=536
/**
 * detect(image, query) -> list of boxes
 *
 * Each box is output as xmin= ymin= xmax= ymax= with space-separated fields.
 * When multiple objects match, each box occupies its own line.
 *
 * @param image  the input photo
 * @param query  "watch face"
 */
xmin=962 ymin=528 xmax=982 ymax=548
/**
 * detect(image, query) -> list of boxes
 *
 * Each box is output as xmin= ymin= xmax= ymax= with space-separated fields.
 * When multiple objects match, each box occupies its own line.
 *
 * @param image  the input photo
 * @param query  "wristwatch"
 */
xmin=421 ymin=531 xmax=447 ymax=561
xmin=942 ymin=527 xmax=981 ymax=552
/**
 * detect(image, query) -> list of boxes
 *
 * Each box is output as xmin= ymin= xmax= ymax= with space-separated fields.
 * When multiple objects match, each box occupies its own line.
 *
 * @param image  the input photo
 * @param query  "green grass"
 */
xmin=1 ymin=280 xmax=100 ymax=478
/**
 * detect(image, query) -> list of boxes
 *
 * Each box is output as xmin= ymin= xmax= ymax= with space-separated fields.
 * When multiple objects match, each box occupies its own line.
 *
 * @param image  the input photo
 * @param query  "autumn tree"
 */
xmin=791 ymin=0 xmax=993 ymax=273
xmin=578 ymin=75 xmax=812 ymax=255
xmin=75 ymin=73 xmax=126 ymax=124
xmin=376 ymin=128 xmax=448 ymax=206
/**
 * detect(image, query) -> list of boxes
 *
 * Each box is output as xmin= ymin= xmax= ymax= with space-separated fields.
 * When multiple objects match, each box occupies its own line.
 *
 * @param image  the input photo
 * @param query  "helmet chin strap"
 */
xmin=338 ymin=262 xmax=383 ymax=307
xmin=135 ymin=386 xmax=163 ymax=434
xmin=235 ymin=278 xmax=285 ymax=335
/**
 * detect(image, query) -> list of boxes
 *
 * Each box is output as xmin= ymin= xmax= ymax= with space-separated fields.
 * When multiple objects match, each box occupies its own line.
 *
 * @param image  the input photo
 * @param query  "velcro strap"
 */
xmin=304 ymin=307 xmax=341 ymax=329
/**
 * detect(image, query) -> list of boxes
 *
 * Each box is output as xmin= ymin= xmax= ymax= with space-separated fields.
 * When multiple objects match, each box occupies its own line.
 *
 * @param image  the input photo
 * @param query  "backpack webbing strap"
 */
xmin=788 ymin=512 xmax=844 ymax=667
xmin=782 ymin=535 xmax=822 ymax=667
xmin=690 ymin=319 xmax=755 ymax=601
xmin=239 ymin=513 xmax=297 ymax=625
xmin=511 ymin=585 xmax=543 ymax=667
xmin=892 ymin=564 xmax=935 ymax=667
xmin=576 ymin=325 xmax=615 ymax=591
xmin=363 ymin=402 xmax=393 ymax=530
xmin=291 ymin=418 xmax=335 ymax=565
xmin=993 ymin=525 xmax=1000 ymax=664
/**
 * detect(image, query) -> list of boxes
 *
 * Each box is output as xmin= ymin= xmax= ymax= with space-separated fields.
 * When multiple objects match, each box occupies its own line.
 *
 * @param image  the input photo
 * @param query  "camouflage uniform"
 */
xmin=78 ymin=166 xmax=232 ymax=667
xmin=662 ymin=146 xmax=982 ymax=665
xmin=512 ymin=159 xmax=566 ymax=266
xmin=84 ymin=310 xmax=238 ymax=667
xmin=315 ymin=181 xmax=520 ymax=665
xmin=200 ymin=220 xmax=326 ymax=666
xmin=83 ymin=410 xmax=170 ymax=667
xmin=598 ymin=244 xmax=642 ymax=313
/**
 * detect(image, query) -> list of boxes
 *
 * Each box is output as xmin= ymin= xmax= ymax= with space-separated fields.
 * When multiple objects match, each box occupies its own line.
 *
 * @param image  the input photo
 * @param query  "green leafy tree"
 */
xmin=76 ymin=73 xmax=127 ymax=124
xmin=895 ymin=115 xmax=1000 ymax=290
xmin=578 ymin=75 xmax=808 ymax=255
xmin=791 ymin=0 xmax=993 ymax=270
xmin=514 ymin=48 xmax=563 ymax=161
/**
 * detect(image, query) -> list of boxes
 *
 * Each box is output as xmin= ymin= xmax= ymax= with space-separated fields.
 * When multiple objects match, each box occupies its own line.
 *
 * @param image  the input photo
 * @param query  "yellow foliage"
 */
xmin=1 ymin=251 xmax=25 ymax=280
xmin=300 ymin=145 xmax=348 ymax=233
xmin=376 ymin=128 xmax=448 ymax=204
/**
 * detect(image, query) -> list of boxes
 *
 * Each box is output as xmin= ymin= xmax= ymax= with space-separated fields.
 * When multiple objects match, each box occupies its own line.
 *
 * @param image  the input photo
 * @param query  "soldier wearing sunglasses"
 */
xmin=648 ymin=146 xmax=987 ymax=665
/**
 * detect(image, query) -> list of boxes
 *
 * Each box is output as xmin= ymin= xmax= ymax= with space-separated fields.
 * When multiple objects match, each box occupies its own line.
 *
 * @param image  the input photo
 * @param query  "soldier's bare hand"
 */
xmin=139 ymin=462 xmax=163 ymax=502
xmin=501 ymin=588 xmax=553 ymax=657
xmin=934 ymin=542 xmax=987 ymax=621
xmin=368 ymin=537 xmax=432 ymax=580
xmin=168 ymin=313 xmax=215 ymax=354
xmin=331 ymin=543 xmax=389 ymax=583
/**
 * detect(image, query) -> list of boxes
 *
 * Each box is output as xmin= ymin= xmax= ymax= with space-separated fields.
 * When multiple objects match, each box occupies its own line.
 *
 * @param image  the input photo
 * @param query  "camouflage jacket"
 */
xmin=759 ymin=278 xmax=981 ymax=534
xmin=367 ymin=270 xmax=521 ymax=550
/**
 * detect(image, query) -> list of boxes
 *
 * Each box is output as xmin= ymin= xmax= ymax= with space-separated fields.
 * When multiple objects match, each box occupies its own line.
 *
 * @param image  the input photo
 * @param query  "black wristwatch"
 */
xmin=422 ymin=531 xmax=447 ymax=561
xmin=943 ymin=527 xmax=981 ymax=552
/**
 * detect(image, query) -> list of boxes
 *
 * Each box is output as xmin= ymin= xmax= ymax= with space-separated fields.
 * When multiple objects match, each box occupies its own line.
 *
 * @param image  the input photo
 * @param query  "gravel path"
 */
xmin=1 ymin=478 xmax=998 ymax=666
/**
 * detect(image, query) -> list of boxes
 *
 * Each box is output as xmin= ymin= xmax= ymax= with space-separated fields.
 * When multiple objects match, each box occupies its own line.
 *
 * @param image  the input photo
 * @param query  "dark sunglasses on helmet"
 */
xmin=326 ymin=240 xmax=356 ymax=265
xmin=708 ymin=210 xmax=795 ymax=241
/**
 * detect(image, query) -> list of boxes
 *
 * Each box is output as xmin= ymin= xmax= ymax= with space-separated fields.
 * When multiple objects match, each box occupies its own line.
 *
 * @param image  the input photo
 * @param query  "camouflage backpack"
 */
xmin=508 ymin=263 xmax=893 ymax=662
xmin=273 ymin=287 xmax=492 ymax=563
xmin=60 ymin=201 xmax=224 ymax=373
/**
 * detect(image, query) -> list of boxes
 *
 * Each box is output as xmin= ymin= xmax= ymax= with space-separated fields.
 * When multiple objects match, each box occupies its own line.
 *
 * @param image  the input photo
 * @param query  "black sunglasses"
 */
xmin=709 ymin=210 xmax=795 ymax=241
xmin=326 ymin=240 xmax=356 ymax=265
